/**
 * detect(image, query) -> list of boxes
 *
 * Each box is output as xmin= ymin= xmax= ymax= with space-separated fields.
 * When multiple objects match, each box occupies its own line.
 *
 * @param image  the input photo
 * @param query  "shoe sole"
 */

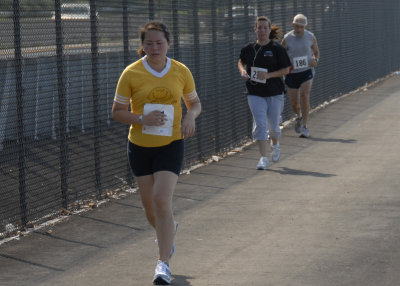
xmin=300 ymin=134 xmax=309 ymax=138
xmin=153 ymin=276 xmax=171 ymax=285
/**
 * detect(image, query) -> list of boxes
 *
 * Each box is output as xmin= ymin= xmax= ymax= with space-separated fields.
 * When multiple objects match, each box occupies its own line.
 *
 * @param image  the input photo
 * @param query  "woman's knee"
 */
xmin=253 ymin=126 xmax=268 ymax=141
xmin=153 ymin=192 xmax=172 ymax=214
xmin=269 ymin=130 xmax=281 ymax=140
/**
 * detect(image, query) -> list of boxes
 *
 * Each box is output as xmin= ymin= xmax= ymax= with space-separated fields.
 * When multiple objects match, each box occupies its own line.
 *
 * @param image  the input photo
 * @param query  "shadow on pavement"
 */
xmin=306 ymin=137 xmax=357 ymax=144
xmin=171 ymin=274 xmax=194 ymax=286
xmin=0 ymin=253 xmax=64 ymax=272
xmin=269 ymin=167 xmax=337 ymax=178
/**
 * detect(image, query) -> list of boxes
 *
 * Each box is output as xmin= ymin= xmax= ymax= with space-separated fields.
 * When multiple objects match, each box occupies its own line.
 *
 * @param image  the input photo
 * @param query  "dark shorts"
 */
xmin=127 ymin=139 xmax=184 ymax=177
xmin=285 ymin=69 xmax=314 ymax=89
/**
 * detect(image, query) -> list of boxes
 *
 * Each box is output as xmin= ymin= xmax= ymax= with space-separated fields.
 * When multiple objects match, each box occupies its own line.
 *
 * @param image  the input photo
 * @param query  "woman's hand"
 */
xmin=142 ymin=110 xmax=167 ymax=126
xmin=258 ymin=70 xmax=269 ymax=80
xmin=181 ymin=112 xmax=196 ymax=139
xmin=240 ymin=70 xmax=250 ymax=80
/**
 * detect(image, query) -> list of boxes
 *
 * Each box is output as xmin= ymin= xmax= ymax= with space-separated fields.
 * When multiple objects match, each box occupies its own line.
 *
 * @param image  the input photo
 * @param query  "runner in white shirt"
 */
xmin=282 ymin=14 xmax=320 ymax=138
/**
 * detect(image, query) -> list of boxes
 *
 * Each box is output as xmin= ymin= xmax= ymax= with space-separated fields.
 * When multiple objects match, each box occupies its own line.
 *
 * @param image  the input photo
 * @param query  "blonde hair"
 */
xmin=293 ymin=14 xmax=308 ymax=26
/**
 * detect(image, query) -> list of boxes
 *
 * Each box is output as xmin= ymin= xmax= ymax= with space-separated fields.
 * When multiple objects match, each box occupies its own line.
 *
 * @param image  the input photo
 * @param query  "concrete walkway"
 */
xmin=1 ymin=74 xmax=400 ymax=286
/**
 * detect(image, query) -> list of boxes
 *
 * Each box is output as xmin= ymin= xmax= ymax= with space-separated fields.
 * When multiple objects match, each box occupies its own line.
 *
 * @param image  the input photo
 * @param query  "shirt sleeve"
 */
xmin=114 ymin=68 xmax=131 ymax=105
xmin=183 ymin=65 xmax=196 ymax=95
xmin=239 ymin=45 xmax=249 ymax=65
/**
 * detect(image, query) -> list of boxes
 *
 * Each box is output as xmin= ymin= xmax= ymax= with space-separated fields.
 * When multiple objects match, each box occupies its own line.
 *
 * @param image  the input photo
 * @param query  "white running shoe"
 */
xmin=153 ymin=260 xmax=171 ymax=285
xmin=256 ymin=157 xmax=269 ymax=170
xmin=300 ymin=126 xmax=310 ymax=138
xmin=271 ymin=143 xmax=280 ymax=162
xmin=295 ymin=117 xmax=302 ymax=133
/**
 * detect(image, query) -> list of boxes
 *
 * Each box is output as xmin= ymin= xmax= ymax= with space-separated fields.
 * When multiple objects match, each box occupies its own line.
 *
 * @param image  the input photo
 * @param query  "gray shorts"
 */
xmin=247 ymin=94 xmax=284 ymax=141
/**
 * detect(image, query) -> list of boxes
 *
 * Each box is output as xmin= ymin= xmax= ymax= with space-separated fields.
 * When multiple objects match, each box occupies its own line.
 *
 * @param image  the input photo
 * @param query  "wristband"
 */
xmin=138 ymin=115 xmax=143 ymax=124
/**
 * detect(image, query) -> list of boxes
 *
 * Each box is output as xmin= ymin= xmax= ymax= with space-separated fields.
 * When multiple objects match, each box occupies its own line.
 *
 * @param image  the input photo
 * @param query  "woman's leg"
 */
xmin=267 ymin=94 xmax=284 ymax=145
xmin=247 ymin=95 xmax=268 ymax=156
xmin=137 ymin=171 xmax=177 ymax=262
xmin=137 ymin=175 xmax=156 ymax=228
xmin=152 ymin=171 xmax=179 ymax=262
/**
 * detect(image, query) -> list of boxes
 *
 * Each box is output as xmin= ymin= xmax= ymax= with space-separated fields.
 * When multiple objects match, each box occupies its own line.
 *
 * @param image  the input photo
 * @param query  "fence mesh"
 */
xmin=1 ymin=0 xmax=399 ymax=235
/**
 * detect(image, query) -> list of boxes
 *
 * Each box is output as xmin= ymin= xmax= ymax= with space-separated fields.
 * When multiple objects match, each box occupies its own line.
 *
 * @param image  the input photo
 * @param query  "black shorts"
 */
xmin=127 ymin=139 xmax=184 ymax=177
xmin=285 ymin=69 xmax=314 ymax=89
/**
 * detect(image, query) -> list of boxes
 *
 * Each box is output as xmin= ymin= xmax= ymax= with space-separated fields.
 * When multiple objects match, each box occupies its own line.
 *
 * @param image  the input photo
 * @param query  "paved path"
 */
xmin=1 ymin=74 xmax=400 ymax=286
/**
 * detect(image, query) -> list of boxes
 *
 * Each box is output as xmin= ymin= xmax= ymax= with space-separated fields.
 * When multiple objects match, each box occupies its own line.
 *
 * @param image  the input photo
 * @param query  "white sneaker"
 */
xmin=300 ymin=126 xmax=310 ymax=138
xmin=256 ymin=157 xmax=269 ymax=170
xmin=153 ymin=260 xmax=171 ymax=285
xmin=271 ymin=142 xmax=280 ymax=162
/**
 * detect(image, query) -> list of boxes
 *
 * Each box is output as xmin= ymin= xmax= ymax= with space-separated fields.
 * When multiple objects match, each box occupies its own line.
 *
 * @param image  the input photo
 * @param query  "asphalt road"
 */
xmin=0 ymin=73 xmax=400 ymax=286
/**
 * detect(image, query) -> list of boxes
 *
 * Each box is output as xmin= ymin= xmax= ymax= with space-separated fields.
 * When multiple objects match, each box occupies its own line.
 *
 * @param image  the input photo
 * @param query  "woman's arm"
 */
xmin=259 ymin=66 xmax=290 ymax=80
xmin=112 ymin=102 xmax=166 ymax=126
xmin=111 ymin=102 xmax=139 ymax=125
xmin=182 ymin=92 xmax=202 ymax=139
xmin=238 ymin=59 xmax=250 ymax=80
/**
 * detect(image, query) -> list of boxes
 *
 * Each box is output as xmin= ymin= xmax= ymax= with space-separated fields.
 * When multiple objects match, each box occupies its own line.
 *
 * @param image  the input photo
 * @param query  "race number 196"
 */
xmin=293 ymin=56 xmax=308 ymax=70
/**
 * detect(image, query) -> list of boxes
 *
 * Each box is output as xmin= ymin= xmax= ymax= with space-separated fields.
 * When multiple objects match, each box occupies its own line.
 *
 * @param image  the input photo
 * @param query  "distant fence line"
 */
xmin=0 ymin=0 xmax=399 ymax=235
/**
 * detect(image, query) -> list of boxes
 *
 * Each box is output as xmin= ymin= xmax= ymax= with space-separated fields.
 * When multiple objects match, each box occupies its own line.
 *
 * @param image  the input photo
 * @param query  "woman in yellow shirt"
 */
xmin=112 ymin=21 xmax=201 ymax=285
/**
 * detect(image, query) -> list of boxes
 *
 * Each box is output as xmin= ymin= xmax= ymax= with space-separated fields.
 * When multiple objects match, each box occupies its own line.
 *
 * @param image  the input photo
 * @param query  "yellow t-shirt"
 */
xmin=114 ymin=56 xmax=196 ymax=147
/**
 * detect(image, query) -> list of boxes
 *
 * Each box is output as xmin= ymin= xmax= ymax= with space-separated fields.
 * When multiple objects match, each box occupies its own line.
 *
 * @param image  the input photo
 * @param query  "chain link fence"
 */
xmin=1 ymin=0 xmax=399 ymax=236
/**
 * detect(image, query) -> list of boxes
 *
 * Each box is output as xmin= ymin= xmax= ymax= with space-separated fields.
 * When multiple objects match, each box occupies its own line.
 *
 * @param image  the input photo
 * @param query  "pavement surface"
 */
xmin=1 ymin=74 xmax=400 ymax=286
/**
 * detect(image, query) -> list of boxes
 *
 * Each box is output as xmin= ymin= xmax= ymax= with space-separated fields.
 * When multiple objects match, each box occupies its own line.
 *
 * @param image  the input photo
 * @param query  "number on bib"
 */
xmin=250 ymin=67 xmax=268 ymax=84
xmin=293 ymin=56 xmax=309 ymax=70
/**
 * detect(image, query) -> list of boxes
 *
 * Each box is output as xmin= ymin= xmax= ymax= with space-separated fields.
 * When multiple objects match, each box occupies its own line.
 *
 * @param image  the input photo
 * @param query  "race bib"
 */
xmin=293 ymin=56 xmax=309 ymax=70
xmin=250 ymin=67 xmax=268 ymax=84
xmin=142 ymin=103 xmax=174 ymax=137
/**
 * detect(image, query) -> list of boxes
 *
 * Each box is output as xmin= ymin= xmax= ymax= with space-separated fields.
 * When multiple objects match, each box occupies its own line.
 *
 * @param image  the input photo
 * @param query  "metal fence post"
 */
xmin=257 ymin=0 xmax=264 ymax=17
xmin=13 ymin=0 xmax=28 ymax=228
xmin=244 ymin=0 xmax=249 ymax=44
xmin=122 ymin=0 xmax=133 ymax=186
xmin=149 ymin=0 xmax=154 ymax=20
xmin=280 ymin=1 xmax=287 ymax=35
xmin=211 ymin=0 xmax=221 ymax=152
xmin=54 ymin=0 xmax=69 ymax=209
xmin=90 ymin=0 xmax=102 ymax=199
xmin=122 ymin=0 xmax=130 ymax=66
xmin=172 ymin=0 xmax=180 ymax=60
xmin=192 ymin=0 xmax=203 ymax=160
xmin=227 ymin=0 xmax=238 ymax=140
